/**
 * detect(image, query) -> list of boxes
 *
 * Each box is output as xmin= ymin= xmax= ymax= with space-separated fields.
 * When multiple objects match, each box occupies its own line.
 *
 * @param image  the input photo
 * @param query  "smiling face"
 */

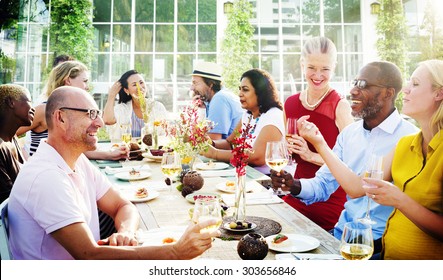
xmin=301 ymin=53 xmax=335 ymax=93
xmin=349 ymin=65 xmax=386 ymax=120
xmin=402 ymin=65 xmax=438 ymax=121
xmin=191 ymin=75 xmax=212 ymax=102
xmin=15 ymin=91 xmax=34 ymax=127
xmin=238 ymin=77 xmax=259 ymax=114
xmin=124 ymin=74 xmax=147 ymax=98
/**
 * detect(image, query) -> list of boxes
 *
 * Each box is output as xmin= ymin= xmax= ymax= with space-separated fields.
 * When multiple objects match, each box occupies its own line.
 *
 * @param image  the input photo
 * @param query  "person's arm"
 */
xmin=51 ymin=218 xmax=219 ymax=259
xmin=208 ymin=132 xmax=223 ymax=140
xmin=16 ymin=104 xmax=45 ymax=136
xmin=335 ymin=99 xmax=354 ymax=132
xmin=364 ymin=177 xmax=443 ymax=241
xmin=84 ymin=146 xmax=128 ymax=161
xmin=297 ymin=116 xmax=379 ymax=198
xmin=200 ymin=121 xmax=241 ymax=161
xmin=103 ymin=82 xmax=121 ymax=125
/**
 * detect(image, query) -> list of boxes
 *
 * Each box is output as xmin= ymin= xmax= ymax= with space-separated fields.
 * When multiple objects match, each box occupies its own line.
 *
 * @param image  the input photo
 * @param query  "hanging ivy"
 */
xmin=49 ymin=0 xmax=94 ymax=67
xmin=220 ymin=0 xmax=255 ymax=92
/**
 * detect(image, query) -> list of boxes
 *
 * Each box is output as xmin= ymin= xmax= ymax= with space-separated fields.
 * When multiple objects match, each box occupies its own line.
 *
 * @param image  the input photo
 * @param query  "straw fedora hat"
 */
xmin=192 ymin=61 xmax=223 ymax=81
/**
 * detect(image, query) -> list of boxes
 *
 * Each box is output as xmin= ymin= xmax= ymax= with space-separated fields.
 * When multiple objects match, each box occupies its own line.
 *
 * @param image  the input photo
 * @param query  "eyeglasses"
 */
xmin=351 ymin=79 xmax=387 ymax=90
xmin=59 ymin=107 xmax=102 ymax=120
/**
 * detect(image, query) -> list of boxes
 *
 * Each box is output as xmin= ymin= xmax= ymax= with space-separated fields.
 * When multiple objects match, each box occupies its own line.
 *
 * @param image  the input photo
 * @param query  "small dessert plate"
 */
xmin=114 ymin=171 xmax=151 ymax=181
xmin=223 ymin=222 xmax=257 ymax=232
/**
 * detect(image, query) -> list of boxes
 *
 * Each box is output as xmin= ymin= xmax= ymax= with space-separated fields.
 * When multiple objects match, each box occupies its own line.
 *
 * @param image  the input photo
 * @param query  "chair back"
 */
xmin=0 ymin=198 xmax=13 ymax=260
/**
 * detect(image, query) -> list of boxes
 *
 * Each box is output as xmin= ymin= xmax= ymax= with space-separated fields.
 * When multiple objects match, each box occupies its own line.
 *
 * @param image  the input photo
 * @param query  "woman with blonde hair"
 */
xmin=17 ymin=61 xmax=128 ymax=160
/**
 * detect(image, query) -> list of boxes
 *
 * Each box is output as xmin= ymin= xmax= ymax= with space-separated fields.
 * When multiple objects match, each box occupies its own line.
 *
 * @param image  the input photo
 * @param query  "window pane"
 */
xmin=344 ymin=53 xmax=363 ymax=82
xmin=134 ymin=54 xmax=153 ymax=82
xmin=156 ymin=0 xmax=174 ymax=23
xmin=260 ymin=27 xmax=279 ymax=52
xmin=198 ymin=25 xmax=216 ymax=52
xmin=16 ymin=24 xmax=27 ymax=52
xmin=177 ymin=54 xmax=195 ymax=79
xmin=282 ymin=26 xmax=301 ymax=52
xmin=324 ymin=0 xmax=341 ymax=23
xmin=26 ymin=55 xmax=42 ymax=83
xmin=93 ymin=25 xmax=111 ymax=52
xmin=178 ymin=0 xmax=196 ymax=22
xmin=333 ymin=54 xmax=344 ymax=82
xmin=153 ymin=54 xmax=173 ymax=82
xmin=343 ymin=25 xmax=362 ymax=52
xmin=343 ymin=0 xmax=361 ymax=23
xmin=136 ymin=0 xmax=154 ymax=22
xmin=113 ymin=24 xmax=132 ymax=52
xmin=283 ymin=53 xmax=301 ymax=85
xmin=198 ymin=0 xmax=216 ymax=22
xmin=302 ymin=25 xmax=320 ymax=38
xmin=178 ymin=25 xmax=196 ymax=52
xmin=113 ymin=0 xmax=132 ymax=22
xmin=155 ymin=25 xmax=174 ymax=52
xmin=135 ymin=25 xmax=154 ymax=52
xmin=324 ymin=25 xmax=343 ymax=52
xmin=111 ymin=54 xmax=131 ymax=81
xmin=28 ymin=25 xmax=45 ymax=52
xmin=301 ymin=0 xmax=320 ymax=23
xmin=154 ymin=83 xmax=173 ymax=112
xmin=261 ymin=54 xmax=280 ymax=82
xmin=91 ymin=53 xmax=110 ymax=82
xmin=197 ymin=54 xmax=216 ymax=63
xmin=282 ymin=0 xmax=301 ymax=23
xmin=93 ymin=0 xmax=111 ymax=22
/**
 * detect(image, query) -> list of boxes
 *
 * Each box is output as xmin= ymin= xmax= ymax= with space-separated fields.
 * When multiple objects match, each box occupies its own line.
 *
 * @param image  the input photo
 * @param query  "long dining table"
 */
xmin=92 ymin=149 xmax=341 ymax=260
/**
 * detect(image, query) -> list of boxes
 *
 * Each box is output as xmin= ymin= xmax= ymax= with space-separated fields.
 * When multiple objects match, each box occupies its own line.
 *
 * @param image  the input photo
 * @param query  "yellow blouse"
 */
xmin=384 ymin=131 xmax=443 ymax=259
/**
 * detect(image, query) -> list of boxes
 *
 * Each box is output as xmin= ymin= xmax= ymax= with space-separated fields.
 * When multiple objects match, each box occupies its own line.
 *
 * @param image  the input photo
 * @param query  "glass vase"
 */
xmin=180 ymin=152 xmax=197 ymax=173
xmin=235 ymin=174 xmax=246 ymax=222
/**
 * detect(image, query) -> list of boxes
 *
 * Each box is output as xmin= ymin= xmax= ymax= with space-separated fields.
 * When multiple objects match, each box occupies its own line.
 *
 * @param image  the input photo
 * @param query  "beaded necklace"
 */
xmin=304 ymin=86 xmax=330 ymax=109
xmin=248 ymin=114 xmax=260 ymax=135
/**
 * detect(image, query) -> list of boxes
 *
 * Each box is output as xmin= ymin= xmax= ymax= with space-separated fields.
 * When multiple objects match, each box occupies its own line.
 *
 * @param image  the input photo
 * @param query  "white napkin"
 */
xmin=105 ymin=165 xmax=151 ymax=175
xmin=221 ymin=192 xmax=283 ymax=206
xmin=198 ymin=169 xmax=236 ymax=177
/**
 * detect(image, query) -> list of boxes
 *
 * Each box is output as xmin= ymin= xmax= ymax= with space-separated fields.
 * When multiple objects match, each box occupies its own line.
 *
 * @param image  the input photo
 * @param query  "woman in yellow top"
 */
xmin=294 ymin=59 xmax=443 ymax=259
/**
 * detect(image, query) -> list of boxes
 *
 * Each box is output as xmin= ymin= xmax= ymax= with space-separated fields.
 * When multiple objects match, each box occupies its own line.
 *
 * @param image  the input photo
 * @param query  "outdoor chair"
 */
xmin=0 ymin=198 xmax=13 ymax=260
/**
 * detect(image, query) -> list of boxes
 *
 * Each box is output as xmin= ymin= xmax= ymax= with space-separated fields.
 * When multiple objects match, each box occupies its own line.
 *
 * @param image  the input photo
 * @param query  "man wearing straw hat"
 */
xmin=191 ymin=61 xmax=244 ymax=140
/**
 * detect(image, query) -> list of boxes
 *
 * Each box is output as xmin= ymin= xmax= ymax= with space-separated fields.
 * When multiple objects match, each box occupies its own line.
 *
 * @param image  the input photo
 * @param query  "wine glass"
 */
xmin=285 ymin=117 xmax=298 ymax=168
xmin=340 ymin=221 xmax=374 ymax=260
xmin=192 ymin=197 xmax=222 ymax=234
xmin=160 ymin=152 xmax=182 ymax=199
xmin=265 ymin=141 xmax=290 ymax=196
xmin=120 ymin=123 xmax=132 ymax=162
xmin=358 ymin=155 xmax=383 ymax=224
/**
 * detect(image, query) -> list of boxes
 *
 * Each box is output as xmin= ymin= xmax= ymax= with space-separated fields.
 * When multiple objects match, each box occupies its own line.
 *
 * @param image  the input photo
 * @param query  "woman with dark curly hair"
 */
xmin=202 ymin=68 xmax=284 ymax=174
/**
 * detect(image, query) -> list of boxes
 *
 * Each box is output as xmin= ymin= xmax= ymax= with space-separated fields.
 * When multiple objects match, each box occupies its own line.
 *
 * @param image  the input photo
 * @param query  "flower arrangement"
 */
xmin=230 ymin=115 xmax=256 ymax=176
xmin=136 ymin=83 xmax=151 ymax=123
xmin=161 ymin=99 xmax=214 ymax=164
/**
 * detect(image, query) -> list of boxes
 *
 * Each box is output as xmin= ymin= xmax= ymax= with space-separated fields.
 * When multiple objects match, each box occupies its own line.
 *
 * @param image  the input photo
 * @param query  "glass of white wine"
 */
xmin=265 ymin=141 xmax=290 ymax=195
xmin=340 ymin=221 xmax=374 ymax=260
xmin=161 ymin=152 xmax=182 ymax=199
xmin=120 ymin=123 xmax=132 ymax=162
xmin=359 ymin=155 xmax=383 ymax=224
xmin=192 ymin=197 xmax=222 ymax=234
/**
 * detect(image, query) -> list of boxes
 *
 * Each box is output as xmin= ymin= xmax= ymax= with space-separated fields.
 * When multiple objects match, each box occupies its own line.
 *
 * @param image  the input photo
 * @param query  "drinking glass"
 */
xmin=340 ymin=221 xmax=374 ymax=260
xmin=285 ymin=117 xmax=298 ymax=167
xmin=265 ymin=141 xmax=290 ymax=195
xmin=358 ymin=155 xmax=383 ymax=224
xmin=120 ymin=123 xmax=132 ymax=162
xmin=192 ymin=197 xmax=223 ymax=234
xmin=161 ymin=152 xmax=182 ymax=199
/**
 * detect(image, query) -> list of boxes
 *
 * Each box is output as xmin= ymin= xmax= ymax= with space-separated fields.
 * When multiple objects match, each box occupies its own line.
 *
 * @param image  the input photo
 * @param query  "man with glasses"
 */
xmin=270 ymin=61 xmax=418 ymax=257
xmin=8 ymin=86 xmax=220 ymax=259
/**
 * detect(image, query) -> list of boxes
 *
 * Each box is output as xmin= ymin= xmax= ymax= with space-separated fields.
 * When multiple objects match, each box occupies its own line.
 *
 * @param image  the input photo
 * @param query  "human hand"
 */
xmin=172 ymin=220 xmax=221 ymax=259
xmin=270 ymin=169 xmax=295 ymax=193
xmin=97 ymin=231 xmax=138 ymax=246
xmin=297 ymin=116 xmax=324 ymax=147
xmin=362 ymin=178 xmax=405 ymax=208
xmin=200 ymin=144 xmax=216 ymax=159
xmin=109 ymin=81 xmax=122 ymax=99
xmin=110 ymin=144 xmax=129 ymax=160
xmin=286 ymin=134 xmax=313 ymax=162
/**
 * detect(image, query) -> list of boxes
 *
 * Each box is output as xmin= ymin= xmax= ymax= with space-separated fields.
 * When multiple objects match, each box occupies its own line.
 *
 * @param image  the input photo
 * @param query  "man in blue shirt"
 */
xmin=271 ymin=61 xmax=418 ymax=255
xmin=191 ymin=62 xmax=244 ymax=140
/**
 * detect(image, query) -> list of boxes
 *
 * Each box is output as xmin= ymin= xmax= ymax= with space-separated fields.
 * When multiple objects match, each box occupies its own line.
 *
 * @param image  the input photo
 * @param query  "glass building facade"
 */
xmin=1 ymin=0 xmax=431 ymax=112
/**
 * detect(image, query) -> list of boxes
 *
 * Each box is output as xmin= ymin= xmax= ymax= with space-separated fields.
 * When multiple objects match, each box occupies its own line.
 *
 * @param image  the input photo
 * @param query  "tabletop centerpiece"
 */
xmin=161 ymin=99 xmax=214 ymax=172
xmin=137 ymin=83 xmax=159 ymax=149
xmin=230 ymin=115 xmax=255 ymax=223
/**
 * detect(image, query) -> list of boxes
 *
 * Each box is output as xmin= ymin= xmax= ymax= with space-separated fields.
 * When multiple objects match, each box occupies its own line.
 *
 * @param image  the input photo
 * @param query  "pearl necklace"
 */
xmin=304 ymin=87 xmax=330 ymax=109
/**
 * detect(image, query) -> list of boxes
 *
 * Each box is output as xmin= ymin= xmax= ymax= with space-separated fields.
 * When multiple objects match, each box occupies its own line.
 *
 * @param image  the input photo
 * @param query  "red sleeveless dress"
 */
xmin=283 ymin=89 xmax=347 ymax=231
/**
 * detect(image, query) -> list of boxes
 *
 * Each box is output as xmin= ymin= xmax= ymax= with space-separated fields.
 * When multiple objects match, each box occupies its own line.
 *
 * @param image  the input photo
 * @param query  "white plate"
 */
xmin=138 ymin=226 xmax=186 ymax=246
xmin=275 ymin=253 xmax=343 ymax=260
xmin=142 ymin=152 xmax=163 ymax=162
xmin=223 ymin=222 xmax=257 ymax=232
xmin=215 ymin=181 xmax=255 ymax=193
xmin=120 ymin=189 xmax=159 ymax=203
xmin=114 ymin=171 xmax=151 ymax=181
xmin=185 ymin=192 xmax=220 ymax=204
xmin=266 ymin=234 xmax=320 ymax=253
xmin=195 ymin=162 xmax=229 ymax=170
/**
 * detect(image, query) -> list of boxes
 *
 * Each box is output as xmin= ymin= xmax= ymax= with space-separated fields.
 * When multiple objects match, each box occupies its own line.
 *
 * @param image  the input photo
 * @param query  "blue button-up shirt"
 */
xmin=298 ymin=110 xmax=418 ymax=240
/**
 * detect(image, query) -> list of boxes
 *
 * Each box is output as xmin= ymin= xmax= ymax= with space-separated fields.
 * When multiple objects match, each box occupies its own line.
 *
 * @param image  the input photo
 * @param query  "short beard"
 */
xmin=352 ymin=95 xmax=384 ymax=120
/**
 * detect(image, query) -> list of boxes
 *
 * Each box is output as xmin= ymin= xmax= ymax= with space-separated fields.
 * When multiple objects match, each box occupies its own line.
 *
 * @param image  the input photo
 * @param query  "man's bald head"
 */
xmin=45 ymin=86 xmax=91 ymax=129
